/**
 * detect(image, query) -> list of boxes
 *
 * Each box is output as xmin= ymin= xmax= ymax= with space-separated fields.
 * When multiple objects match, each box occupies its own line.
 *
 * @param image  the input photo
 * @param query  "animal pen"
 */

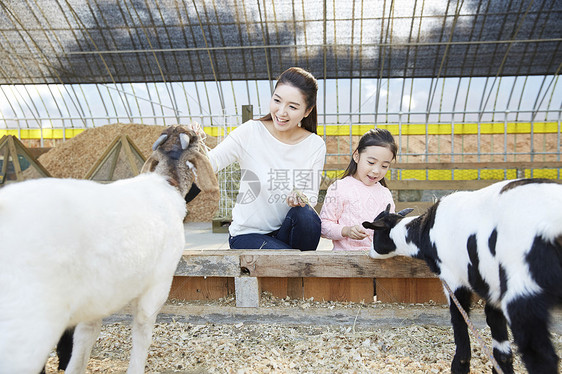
xmin=1 ymin=0 xmax=561 ymax=301
xmin=1 ymin=1 xmax=561 ymax=371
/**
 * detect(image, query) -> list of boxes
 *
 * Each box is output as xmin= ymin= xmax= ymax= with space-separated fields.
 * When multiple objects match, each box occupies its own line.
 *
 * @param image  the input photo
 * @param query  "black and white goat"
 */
xmin=363 ymin=178 xmax=561 ymax=374
xmin=0 ymin=125 xmax=217 ymax=374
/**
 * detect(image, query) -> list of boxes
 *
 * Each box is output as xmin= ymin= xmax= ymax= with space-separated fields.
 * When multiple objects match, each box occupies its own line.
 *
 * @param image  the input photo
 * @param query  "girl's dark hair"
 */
xmin=259 ymin=67 xmax=319 ymax=134
xmin=341 ymin=128 xmax=398 ymax=187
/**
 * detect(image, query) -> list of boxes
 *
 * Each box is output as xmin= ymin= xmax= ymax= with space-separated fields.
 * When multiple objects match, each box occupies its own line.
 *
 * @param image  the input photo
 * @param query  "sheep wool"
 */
xmin=0 ymin=125 xmax=213 ymax=374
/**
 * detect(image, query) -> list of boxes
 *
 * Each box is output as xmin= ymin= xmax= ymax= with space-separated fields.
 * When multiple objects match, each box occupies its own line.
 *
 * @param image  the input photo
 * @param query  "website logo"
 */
xmin=237 ymin=169 xmax=261 ymax=204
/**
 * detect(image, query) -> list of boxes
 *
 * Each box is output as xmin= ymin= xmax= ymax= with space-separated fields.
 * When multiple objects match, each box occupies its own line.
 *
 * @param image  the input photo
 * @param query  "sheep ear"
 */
xmin=152 ymin=134 xmax=168 ymax=151
xmin=189 ymin=151 xmax=218 ymax=193
xmin=141 ymin=154 xmax=159 ymax=173
xmin=179 ymin=133 xmax=190 ymax=150
xmin=397 ymin=208 xmax=414 ymax=217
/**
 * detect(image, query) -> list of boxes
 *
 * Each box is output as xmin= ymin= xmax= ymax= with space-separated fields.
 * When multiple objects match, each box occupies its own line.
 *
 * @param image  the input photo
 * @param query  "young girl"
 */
xmin=207 ymin=67 xmax=326 ymax=250
xmin=320 ymin=128 xmax=397 ymax=251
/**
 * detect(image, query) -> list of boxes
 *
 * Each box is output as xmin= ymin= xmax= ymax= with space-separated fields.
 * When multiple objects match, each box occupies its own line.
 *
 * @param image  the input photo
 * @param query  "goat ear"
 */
xmin=397 ymin=208 xmax=414 ymax=217
xmin=141 ymin=154 xmax=159 ymax=173
xmin=362 ymin=220 xmax=387 ymax=231
xmin=188 ymin=151 xmax=219 ymax=193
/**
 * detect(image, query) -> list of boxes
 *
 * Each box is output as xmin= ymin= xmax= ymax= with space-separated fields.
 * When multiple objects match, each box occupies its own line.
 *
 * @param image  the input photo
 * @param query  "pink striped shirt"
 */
xmin=319 ymin=176 xmax=395 ymax=251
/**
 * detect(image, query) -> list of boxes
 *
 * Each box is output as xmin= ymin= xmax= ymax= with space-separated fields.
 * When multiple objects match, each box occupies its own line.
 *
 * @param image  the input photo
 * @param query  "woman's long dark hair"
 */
xmin=341 ymin=128 xmax=397 ymax=187
xmin=259 ymin=67 xmax=318 ymax=134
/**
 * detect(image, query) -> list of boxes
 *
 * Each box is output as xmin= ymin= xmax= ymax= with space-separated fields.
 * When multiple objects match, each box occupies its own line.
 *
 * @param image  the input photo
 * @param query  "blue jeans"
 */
xmin=229 ymin=205 xmax=321 ymax=251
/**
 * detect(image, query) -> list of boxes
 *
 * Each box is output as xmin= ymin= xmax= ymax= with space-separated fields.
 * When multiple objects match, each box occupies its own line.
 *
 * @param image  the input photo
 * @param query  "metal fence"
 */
xmin=2 ymin=107 xmax=560 ymax=219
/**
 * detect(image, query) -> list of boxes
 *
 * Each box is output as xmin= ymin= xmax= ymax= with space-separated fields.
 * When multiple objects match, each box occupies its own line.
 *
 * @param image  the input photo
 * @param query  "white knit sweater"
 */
xmin=207 ymin=120 xmax=326 ymax=236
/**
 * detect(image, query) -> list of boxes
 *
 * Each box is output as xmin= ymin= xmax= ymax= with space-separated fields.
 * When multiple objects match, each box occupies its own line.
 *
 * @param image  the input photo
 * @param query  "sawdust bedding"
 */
xmin=44 ymin=295 xmax=561 ymax=374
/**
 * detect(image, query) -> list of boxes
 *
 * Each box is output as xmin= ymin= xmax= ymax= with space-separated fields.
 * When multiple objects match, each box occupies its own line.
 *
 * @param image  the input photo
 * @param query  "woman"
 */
xmin=208 ymin=67 xmax=326 ymax=250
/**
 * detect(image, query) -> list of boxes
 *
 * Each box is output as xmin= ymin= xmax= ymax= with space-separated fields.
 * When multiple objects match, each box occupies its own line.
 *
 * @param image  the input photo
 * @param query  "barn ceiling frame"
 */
xmin=0 ymin=0 xmax=560 ymax=139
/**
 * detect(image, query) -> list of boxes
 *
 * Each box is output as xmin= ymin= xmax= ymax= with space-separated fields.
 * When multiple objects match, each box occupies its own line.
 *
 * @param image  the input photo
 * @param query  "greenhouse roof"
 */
xmin=1 ymin=0 xmax=561 ymax=85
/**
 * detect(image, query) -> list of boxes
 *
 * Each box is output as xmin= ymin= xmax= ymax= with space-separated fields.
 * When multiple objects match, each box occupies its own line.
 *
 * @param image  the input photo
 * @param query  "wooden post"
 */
xmin=7 ymin=137 xmax=22 ymax=179
xmin=242 ymin=104 xmax=253 ymax=123
xmin=235 ymin=277 xmax=260 ymax=308
xmin=0 ymin=146 xmax=8 ymax=184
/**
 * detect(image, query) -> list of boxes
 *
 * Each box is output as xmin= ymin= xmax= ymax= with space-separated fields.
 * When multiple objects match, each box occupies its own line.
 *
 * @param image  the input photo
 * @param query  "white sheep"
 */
xmin=0 ymin=125 xmax=217 ymax=374
xmin=362 ymin=178 xmax=562 ymax=374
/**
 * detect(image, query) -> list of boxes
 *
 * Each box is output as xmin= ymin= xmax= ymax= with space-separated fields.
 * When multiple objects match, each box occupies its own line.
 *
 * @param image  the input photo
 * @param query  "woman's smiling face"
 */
xmin=269 ymin=83 xmax=312 ymax=132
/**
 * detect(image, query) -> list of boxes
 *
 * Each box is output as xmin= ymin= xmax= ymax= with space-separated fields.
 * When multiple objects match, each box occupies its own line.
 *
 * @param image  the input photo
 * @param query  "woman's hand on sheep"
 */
xmin=342 ymin=225 xmax=368 ymax=240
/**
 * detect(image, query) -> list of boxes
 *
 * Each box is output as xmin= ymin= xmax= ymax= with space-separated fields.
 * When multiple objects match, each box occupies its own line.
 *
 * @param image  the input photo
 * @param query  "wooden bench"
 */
xmin=170 ymin=250 xmax=445 ymax=308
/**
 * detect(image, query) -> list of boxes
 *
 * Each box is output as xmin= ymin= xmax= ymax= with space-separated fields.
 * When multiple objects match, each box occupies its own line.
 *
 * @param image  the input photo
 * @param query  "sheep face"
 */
xmin=362 ymin=204 xmax=414 ymax=259
xmin=151 ymin=125 xmax=199 ymax=161
xmin=141 ymin=124 xmax=218 ymax=200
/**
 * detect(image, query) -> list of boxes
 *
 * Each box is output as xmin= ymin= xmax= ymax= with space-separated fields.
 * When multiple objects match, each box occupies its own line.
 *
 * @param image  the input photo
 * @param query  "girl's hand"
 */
xmin=342 ymin=225 xmax=368 ymax=240
xmin=287 ymin=190 xmax=307 ymax=207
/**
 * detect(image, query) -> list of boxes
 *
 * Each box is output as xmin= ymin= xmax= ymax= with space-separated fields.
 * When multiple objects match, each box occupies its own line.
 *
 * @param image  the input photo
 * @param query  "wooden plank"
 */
xmin=394 ymin=161 xmax=562 ymax=170
xmin=389 ymin=179 xmax=560 ymax=191
xmin=176 ymin=251 xmax=240 ymax=277
xmin=7 ymin=137 xmax=22 ymax=180
xmin=108 ymin=142 xmax=121 ymax=180
xmin=260 ymin=278 xmax=289 ymax=299
xmin=387 ymin=179 xmax=497 ymax=191
xmin=120 ymin=135 xmax=140 ymax=175
xmin=376 ymin=278 xmax=447 ymax=304
xmin=260 ymin=277 xmax=305 ymax=299
xmin=239 ymin=251 xmax=435 ymax=278
xmin=325 ymin=161 xmax=562 ymax=171
xmin=169 ymin=276 xmax=234 ymax=300
xmin=287 ymin=278 xmax=304 ymax=299
xmin=395 ymin=201 xmax=433 ymax=215
xmin=0 ymin=145 xmax=9 ymax=183
xmin=303 ymin=278 xmax=374 ymax=303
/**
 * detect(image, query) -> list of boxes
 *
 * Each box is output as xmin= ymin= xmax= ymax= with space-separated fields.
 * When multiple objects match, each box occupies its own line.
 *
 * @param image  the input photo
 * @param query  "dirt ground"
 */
xmin=44 ymin=295 xmax=562 ymax=374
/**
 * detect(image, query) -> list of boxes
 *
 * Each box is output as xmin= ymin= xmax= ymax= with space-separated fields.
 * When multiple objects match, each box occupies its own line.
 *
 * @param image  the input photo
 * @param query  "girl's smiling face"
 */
xmin=352 ymin=145 xmax=394 ymax=186
xmin=269 ymin=83 xmax=312 ymax=133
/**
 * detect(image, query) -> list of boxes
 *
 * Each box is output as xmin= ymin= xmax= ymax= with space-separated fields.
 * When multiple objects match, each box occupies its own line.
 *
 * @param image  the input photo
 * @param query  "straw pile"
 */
xmin=38 ymin=123 xmax=219 ymax=222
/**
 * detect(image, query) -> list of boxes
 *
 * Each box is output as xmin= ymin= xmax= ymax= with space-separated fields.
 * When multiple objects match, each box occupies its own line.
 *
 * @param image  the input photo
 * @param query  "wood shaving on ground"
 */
xmin=44 ymin=294 xmax=561 ymax=374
